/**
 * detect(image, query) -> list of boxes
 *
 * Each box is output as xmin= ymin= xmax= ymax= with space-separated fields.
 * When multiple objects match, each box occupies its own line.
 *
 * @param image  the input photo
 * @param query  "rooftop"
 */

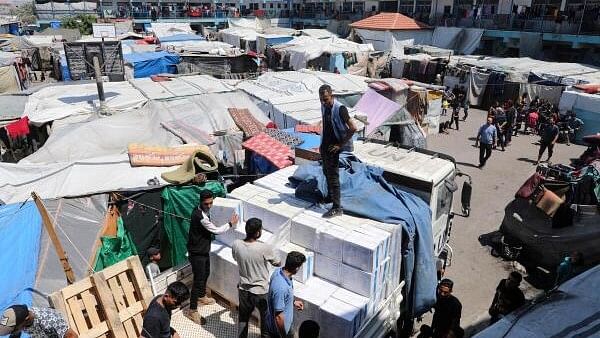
xmin=350 ymin=12 xmax=432 ymax=31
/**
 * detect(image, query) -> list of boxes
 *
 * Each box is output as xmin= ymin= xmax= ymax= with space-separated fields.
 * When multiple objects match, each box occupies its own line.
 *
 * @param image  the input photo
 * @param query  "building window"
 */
xmin=262 ymin=3 xmax=265 ymax=8
xmin=269 ymin=3 xmax=273 ymax=8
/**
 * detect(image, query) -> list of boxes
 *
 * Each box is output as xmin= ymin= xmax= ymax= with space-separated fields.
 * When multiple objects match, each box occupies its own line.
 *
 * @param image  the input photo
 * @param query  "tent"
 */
xmin=558 ymin=89 xmax=600 ymax=142
xmin=129 ymin=75 xmax=235 ymax=100
xmin=23 ymin=81 xmax=147 ymax=125
xmin=149 ymin=22 xmax=195 ymax=40
xmin=268 ymin=36 xmax=374 ymax=72
xmin=474 ymin=265 xmax=600 ymax=338
xmin=0 ymin=201 xmax=42 ymax=310
xmin=158 ymin=33 xmax=204 ymax=43
xmin=123 ymin=51 xmax=181 ymax=78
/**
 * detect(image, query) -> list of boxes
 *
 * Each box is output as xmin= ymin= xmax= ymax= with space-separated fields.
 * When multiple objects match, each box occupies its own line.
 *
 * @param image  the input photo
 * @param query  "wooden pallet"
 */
xmin=49 ymin=256 xmax=153 ymax=338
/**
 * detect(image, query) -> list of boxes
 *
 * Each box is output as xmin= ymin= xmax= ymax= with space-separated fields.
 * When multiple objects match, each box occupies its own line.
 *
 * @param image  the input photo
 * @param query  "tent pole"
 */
xmin=31 ymin=192 xmax=76 ymax=285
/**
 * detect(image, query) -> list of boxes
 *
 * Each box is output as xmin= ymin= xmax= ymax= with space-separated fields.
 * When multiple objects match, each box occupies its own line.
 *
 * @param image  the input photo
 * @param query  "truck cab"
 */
xmin=353 ymin=139 xmax=472 ymax=271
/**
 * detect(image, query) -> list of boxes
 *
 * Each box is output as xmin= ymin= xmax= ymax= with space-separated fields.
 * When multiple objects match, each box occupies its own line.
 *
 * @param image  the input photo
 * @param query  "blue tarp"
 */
xmin=291 ymin=154 xmax=437 ymax=317
xmin=158 ymin=34 xmax=205 ymax=43
xmin=0 ymin=202 xmax=42 ymax=312
xmin=123 ymin=51 xmax=181 ymax=78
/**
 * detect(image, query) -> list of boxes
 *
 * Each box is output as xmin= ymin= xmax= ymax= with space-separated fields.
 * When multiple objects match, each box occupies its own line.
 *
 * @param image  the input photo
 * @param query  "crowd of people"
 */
xmin=440 ymin=86 xmax=584 ymax=169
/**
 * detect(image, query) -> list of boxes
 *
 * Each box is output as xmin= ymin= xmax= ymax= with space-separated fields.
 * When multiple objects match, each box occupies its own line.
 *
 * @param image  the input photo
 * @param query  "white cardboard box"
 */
xmin=290 ymin=214 xmax=327 ymax=251
xmin=340 ymin=263 xmax=377 ymax=298
xmin=319 ymin=297 xmax=363 ymax=338
xmin=277 ymin=243 xmax=314 ymax=283
xmin=331 ymin=287 xmax=371 ymax=325
xmin=342 ymin=231 xmax=381 ymax=272
xmin=210 ymin=197 xmax=244 ymax=228
xmin=207 ymin=243 xmax=239 ymax=305
xmin=217 ymin=226 xmax=274 ymax=247
xmin=314 ymin=253 xmax=342 ymax=285
xmin=314 ymin=224 xmax=347 ymax=260
xmin=292 ymin=278 xmax=338 ymax=332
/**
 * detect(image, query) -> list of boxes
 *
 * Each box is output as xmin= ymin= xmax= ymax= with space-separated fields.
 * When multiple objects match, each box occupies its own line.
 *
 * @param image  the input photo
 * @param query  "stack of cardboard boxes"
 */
xmin=206 ymin=173 xmax=403 ymax=337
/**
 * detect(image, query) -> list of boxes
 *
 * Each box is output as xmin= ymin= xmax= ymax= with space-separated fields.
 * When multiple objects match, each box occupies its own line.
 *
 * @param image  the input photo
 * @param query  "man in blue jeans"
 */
xmin=476 ymin=117 xmax=497 ymax=169
xmin=266 ymin=251 xmax=306 ymax=338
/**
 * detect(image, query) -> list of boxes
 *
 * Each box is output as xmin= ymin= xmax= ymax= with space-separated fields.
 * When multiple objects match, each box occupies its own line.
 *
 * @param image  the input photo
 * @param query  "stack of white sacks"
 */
xmin=206 ymin=169 xmax=403 ymax=337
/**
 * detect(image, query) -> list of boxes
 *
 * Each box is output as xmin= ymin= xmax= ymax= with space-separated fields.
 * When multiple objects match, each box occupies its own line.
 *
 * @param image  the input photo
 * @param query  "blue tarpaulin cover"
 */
xmin=158 ymin=34 xmax=205 ymax=43
xmin=0 ymin=202 xmax=42 ymax=312
xmin=124 ymin=51 xmax=181 ymax=78
xmin=291 ymin=153 xmax=437 ymax=317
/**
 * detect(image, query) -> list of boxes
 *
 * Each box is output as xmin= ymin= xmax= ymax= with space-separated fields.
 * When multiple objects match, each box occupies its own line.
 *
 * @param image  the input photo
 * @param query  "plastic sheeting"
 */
xmin=34 ymin=195 xmax=108 ymax=305
xmin=0 ymin=65 xmax=20 ymax=94
xmin=271 ymin=36 xmax=373 ymax=71
xmin=130 ymin=75 xmax=235 ymax=100
xmin=519 ymin=83 xmax=564 ymax=105
xmin=150 ymin=22 xmax=194 ymax=39
xmin=161 ymin=183 xmax=226 ymax=266
xmin=355 ymin=28 xmax=432 ymax=50
xmin=158 ymin=34 xmax=204 ymax=43
xmin=431 ymin=27 xmax=463 ymax=50
xmin=20 ymin=107 xmax=182 ymax=164
xmin=93 ymin=216 xmax=138 ymax=271
xmin=558 ymin=90 xmax=600 ymax=142
xmin=0 ymin=202 xmax=42 ymax=311
xmin=124 ymin=51 xmax=181 ymax=78
xmin=452 ymin=56 xmax=600 ymax=85
xmin=0 ymin=154 xmax=175 ymax=204
xmin=291 ymin=154 xmax=436 ymax=317
xmin=355 ymin=88 xmax=403 ymax=136
xmin=474 ymin=265 xmax=600 ymax=338
xmin=520 ymin=32 xmax=543 ymax=59
xmin=468 ymin=67 xmax=490 ymax=106
xmin=23 ymin=81 xmax=148 ymax=125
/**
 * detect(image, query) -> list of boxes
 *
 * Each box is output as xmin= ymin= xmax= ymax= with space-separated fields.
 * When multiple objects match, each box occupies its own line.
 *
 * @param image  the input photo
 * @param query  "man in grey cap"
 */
xmin=0 ymin=304 xmax=78 ymax=337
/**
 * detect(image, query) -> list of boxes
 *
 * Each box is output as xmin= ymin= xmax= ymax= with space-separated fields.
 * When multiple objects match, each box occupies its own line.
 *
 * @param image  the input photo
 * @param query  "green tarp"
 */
xmin=93 ymin=217 xmax=138 ymax=271
xmin=161 ymin=182 xmax=226 ymax=266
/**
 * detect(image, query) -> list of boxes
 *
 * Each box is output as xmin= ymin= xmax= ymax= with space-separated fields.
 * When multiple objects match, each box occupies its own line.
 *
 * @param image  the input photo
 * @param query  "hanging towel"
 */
xmin=5 ymin=116 xmax=29 ymax=139
xmin=161 ymin=119 xmax=216 ymax=145
xmin=228 ymin=107 xmax=266 ymax=138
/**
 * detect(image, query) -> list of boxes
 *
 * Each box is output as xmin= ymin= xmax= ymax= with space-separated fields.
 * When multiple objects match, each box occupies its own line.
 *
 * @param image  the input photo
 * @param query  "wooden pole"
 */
xmin=31 ymin=192 xmax=76 ymax=285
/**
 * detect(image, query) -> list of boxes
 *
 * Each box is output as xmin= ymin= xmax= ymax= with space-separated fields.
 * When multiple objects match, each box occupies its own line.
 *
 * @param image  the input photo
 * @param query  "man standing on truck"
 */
xmin=141 ymin=281 xmax=190 ymax=338
xmin=232 ymin=218 xmax=281 ymax=338
xmin=266 ymin=251 xmax=306 ymax=338
xmin=475 ymin=117 xmax=497 ymax=169
xmin=185 ymin=190 xmax=239 ymax=325
xmin=318 ymin=84 xmax=357 ymax=218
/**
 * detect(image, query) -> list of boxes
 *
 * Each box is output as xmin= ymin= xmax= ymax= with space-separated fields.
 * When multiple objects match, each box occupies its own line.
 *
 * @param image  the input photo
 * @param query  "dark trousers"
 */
xmin=497 ymin=131 xmax=505 ymax=150
xmin=505 ymin=126 xmax=513 ymax=143
xmin=453 ymin=116 xmax=460 ymax=130
xmin=463 ymin=107 xmax=468 ymax=120
xmin=189 ymin=253 xmax=210 ymax=310
xmin=238 ymin=290 xmax=269 ymax=338
xmin=321 ymin=149 xmax=341 ymax=209
xmin=479 ymin=143 xmax=493 ymax=166
xmin=538 ymin=141 xmax=554 ymax=159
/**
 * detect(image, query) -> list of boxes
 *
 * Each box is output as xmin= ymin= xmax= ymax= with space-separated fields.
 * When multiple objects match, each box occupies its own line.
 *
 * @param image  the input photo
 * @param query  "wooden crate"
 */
xmin=48 ymin=256 xmax=153 ymax=338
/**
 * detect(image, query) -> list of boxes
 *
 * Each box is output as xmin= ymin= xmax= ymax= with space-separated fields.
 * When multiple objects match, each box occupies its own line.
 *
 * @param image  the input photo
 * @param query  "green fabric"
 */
xmin=161 ymin=181 xmax=226 ymax=266
xmin=94 ymin=217 xmax=138 ymax=271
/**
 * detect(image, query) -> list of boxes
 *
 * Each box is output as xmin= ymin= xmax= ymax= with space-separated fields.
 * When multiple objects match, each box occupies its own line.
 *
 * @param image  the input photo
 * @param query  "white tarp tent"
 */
xmin=451 ymin=56 xmax=600 ymax=85
xmin=161 ymin=40 xmax=234 ymax=54
xmin=300 ymin=29 xmax=338 ymax=39
xmin=0 ymin=154 xmax=174 ymax=204
xmin=149 ymin=23 xmax=195 ymax=39
xmin=558 ymin=89 xmax=600 ymax=141
xmin=23 ymin=81 xmax=148 ymax=125
xmin=129 ymin=75 xmax=235 ymax=100
xmin=20 ymin=108 xmax=182 ymax=164
xmin=270 ymin=36 xmax=374 ymax=71
xmin=474 ymin=265 xmax=600 ymax=338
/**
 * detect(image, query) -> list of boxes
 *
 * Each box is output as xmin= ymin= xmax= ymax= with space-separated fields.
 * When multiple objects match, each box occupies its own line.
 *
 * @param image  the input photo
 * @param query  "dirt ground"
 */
xmin=422 ymin=108 xmax=586 ymax=336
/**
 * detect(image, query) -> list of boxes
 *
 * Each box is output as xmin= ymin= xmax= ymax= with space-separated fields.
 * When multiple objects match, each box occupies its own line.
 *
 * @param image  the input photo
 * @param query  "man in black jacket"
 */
xmin=431 ymin=279 xmax=463 ymax=338
xmin=185 ymin=190 xmax=238 ymax=325
xmin=488 ymin=271 xmax=525 ymax=323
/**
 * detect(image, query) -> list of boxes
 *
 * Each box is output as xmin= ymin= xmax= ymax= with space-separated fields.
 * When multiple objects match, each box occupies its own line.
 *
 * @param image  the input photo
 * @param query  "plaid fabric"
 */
xmin=294 ymin=124 xmax=322 ymax=135
xmin=242 ymin=132 xmax=294 ymax=169
xmin=228 ymin=107 xmax=266 ymax=138
xmin=264 ymin=129 xmax=303 ymax=147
